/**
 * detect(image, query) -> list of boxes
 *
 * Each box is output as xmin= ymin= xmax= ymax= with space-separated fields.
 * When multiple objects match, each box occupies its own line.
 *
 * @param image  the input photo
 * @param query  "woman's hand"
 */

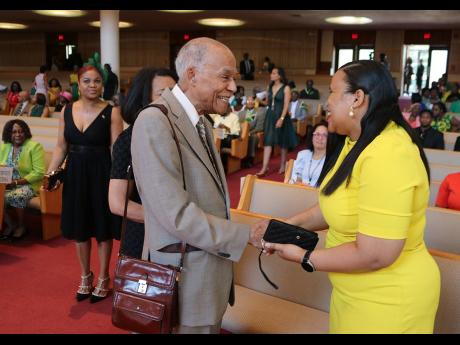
xmin=275 ymin=118 xmax=284 ymax=128
xmin=263 ymin=242 xmax=306 ymax=264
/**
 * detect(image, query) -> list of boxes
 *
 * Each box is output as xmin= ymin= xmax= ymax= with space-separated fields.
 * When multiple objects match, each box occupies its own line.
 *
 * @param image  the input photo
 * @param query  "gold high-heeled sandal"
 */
xmin=90 ymin=276 xmax=111 ymax=303
xmin=76 ymin=271 xmax=94 ymax=302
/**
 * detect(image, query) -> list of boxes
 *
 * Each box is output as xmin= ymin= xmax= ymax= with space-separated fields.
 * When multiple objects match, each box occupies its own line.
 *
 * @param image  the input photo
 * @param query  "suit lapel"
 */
xmin=162 ymin=89 xmax=226 ymax=199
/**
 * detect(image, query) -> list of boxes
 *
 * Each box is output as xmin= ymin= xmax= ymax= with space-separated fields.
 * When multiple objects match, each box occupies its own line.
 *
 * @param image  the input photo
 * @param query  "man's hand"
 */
xmin=249 ymin=219 xmax=269 ymax=248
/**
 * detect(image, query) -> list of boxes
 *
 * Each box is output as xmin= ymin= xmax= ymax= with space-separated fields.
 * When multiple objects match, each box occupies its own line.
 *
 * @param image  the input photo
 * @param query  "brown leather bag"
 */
xmin=112 ymin=104 xmax=187 ymax=334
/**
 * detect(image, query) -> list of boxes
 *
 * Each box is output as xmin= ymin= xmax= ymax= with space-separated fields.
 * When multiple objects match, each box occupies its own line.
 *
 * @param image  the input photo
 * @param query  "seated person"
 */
xmin=421 ymin=88 xmax=432 ymax=110
xmin=11 ymin=91 xmax=32 ymax=116
xmin=435 ymin=172 xmax=460 ymax=211
xmin=54 ymin=91 xmax=73 ymax=113
xmin=0 ymin=119 xmax=45 ymax=240
xmin=240 ymin=96 xmax=266 ymax=168
xmin=213 ymin=105 xmax=241 ymax=148
xmin=432 ymin=101 xmax=460 ymax=132
xmin=289 ymin=122 xmax=328 ymax=187
xmin=29 ymin=93 xmax=50 ymax=118
xmin=299 ymin=79 xmax=320 ymax=100
xmin=6 ymin=81 xmax=22 ymax=113
xmin=402 ymin=102 xmax=421 ymax=129
xmin=288 ymin=90 xmax=307 ymax=122
xmin=238 ymin=96 xmax=258 ymax=123
xmin=415 ymin=110 xmax=444 ymax=149
xmin=47 ymin=78 xmax=62 ymax=107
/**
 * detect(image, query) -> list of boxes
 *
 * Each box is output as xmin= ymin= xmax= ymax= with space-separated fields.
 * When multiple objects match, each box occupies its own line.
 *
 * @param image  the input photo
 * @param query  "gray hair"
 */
xmin=175 ymin=39 xmax=209 ymax=81
xmin=175 ymin=37 xmax=233 ymax=81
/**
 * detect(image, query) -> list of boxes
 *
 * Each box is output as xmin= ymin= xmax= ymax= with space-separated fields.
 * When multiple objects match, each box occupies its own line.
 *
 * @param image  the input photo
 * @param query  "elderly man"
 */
xmin=12 ymin=91 xmax=32 ymax=116
xmin=238 ymin=96 xmax=266 ymax=167
xmin=131 ymin=37 xmax=265 ymax=334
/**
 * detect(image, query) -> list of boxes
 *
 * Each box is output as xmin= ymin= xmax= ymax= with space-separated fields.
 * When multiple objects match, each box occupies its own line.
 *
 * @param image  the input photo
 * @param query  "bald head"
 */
xmin=175 ymin=37 xmax=234 ymax=82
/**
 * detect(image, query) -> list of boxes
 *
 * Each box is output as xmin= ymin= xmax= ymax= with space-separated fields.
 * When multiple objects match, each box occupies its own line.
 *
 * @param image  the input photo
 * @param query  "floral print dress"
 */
xmin=4 ymin=146 xmax=35 ymax=209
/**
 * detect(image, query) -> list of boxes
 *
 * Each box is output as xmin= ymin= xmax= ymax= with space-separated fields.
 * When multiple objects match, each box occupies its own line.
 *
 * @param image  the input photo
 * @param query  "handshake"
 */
xmin=248 ymin=219 xmax=270 ymax=249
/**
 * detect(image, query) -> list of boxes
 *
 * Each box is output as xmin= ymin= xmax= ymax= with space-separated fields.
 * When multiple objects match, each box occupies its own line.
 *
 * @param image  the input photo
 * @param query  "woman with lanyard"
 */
xmin=289 ymin=121 xmax=328 ymax=187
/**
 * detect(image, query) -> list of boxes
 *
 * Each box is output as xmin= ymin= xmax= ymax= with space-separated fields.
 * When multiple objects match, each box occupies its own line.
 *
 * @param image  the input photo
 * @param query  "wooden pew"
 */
xmin=221 ymin=121 xmax=250 ymax=174
xmin=444 ymin=132 xmax=459 ymax=151
xmin=429 ymin=180 xmax=441 ymax=207
xmin=430 ymin=249 xmax=460 ymax=334
xmin=425 ymin=148 xmax=460 ymax=166
xmin=238 ymin=174 xmax=318 ymax=218
xmin=238 ymin=175 xmax=460 ymax=254
xmin=284 ymin=158 xmax=295 ymax=183
xmin=425 ymin=207 xmax=460 ymax=254
xmin=430 ymin=163 xmax=460 ymax=181
xmin=226 ymin=209 xmax=460 ymax=334
xmin=224 ymin=209 xmax=330 ymax=334
xmin=0 ymin=114 xmax=59 ymax=128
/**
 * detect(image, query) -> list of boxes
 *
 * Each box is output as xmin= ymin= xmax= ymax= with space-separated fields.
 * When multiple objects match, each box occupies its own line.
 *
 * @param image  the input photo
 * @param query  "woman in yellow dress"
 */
xmin=257 ymin=60 xmax=440 ymax=333
xmin=47 ymin=78 xmax=62 ymax=107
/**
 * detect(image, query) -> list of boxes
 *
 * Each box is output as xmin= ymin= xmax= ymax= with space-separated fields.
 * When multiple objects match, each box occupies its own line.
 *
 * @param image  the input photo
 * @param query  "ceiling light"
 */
xmin=32 ymin=10 xmax=86 ymax=17
xmin=89 ymin=21 xmax=134 ymax=29
xmin=197 ymin=18 xmax=245 ymax=27
xmin=0 ymin=22 xmax=28 ymax=30
xmin=158 ymin=10 xmax=204 ymax=13
xmin=325 ymin=16 xmax=373 ymax=25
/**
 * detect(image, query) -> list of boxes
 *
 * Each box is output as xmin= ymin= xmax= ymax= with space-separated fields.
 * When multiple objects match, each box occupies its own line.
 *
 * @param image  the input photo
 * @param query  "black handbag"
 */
xmin=259 ymin=219 xmax=319 ymax=289
xmin=43 ymin=166 xmax=66 ymax=191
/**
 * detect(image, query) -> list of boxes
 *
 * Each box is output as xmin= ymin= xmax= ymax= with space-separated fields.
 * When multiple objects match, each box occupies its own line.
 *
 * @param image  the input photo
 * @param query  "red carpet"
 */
xmin=0 ymin=145 xmax=305 ymax=333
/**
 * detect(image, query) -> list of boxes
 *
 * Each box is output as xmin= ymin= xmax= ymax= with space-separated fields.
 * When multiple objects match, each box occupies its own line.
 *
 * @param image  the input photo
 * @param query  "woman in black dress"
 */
xmin=109 ymin=68 xmax=177 ymax=259
xmin=256 ymin=67 xmax=297 ymax=176
xmin=46 ymin=65 xmax=123 ymax=303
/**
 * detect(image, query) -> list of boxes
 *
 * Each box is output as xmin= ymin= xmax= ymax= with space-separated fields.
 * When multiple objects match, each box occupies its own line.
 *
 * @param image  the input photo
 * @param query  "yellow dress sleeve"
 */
xmin=357 ymin=138 xmax=418 ymax=240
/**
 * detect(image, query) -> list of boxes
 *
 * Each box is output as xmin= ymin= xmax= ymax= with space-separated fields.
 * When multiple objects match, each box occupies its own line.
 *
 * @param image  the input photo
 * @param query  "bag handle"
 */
xmin=120 ymin=104 xmax=187 ymax=267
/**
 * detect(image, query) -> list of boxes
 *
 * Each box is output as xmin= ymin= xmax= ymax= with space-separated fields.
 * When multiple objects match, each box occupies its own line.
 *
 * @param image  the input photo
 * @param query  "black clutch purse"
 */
xmin=43 ymin=168 xmax=65 ymax=191
xmin=263 ymin=219 xmax=318 ymax=250
xmin=259 ymin=219 xmax=319 ymax=289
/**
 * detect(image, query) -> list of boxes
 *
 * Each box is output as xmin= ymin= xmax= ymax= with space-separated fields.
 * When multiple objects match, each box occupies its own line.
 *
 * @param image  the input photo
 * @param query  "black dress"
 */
xmin=61 ymin=103 xmax=120 ymax=242
xmin=110 ymin=126 xmax=144 ymax=259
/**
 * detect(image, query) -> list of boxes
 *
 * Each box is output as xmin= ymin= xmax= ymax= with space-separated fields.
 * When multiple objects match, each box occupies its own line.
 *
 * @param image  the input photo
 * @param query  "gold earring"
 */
xmin=349 ymin=106 xmax=354 ymax=117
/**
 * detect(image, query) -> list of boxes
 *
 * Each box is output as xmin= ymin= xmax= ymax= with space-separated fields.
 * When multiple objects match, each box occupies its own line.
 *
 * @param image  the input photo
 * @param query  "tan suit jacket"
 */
xmin=131 ymin=87 xmax=250 ymax=327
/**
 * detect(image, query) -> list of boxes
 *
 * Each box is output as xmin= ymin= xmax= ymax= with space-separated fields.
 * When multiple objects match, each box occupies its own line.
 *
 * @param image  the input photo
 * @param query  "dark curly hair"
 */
xmin=2 ymin=119 xmax=32 ymax=143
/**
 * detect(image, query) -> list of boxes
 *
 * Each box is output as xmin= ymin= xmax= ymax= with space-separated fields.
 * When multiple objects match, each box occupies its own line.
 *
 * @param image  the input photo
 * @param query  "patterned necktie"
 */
xmin=196 ymin=117 xmax=222 ymax=188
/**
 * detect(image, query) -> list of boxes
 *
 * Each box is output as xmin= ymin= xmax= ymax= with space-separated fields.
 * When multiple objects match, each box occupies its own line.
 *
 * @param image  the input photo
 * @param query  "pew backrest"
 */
xmin=429 ymin=249 xmax=460 ymax=334
xmin=444 ymin=132 xmax=459 ymax=151
xmin=425 ymin=148 xmax=460 ymax=166
xmin=425 ymin=207 xmax=460 ymax=255
xmin=430 ymin=163 xmax=460 ymax=182
xmin=429 ymin=181 xmax=441 ymax=207
xmin=230 ymin=209 xmax=332 ymax=313
xmin=238 ymin=175 xmax=318 ymax=218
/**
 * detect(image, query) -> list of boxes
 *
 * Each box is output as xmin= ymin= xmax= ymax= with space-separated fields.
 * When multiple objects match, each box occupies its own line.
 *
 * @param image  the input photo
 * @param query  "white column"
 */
xmin=100 ymin=10 xmax=120 ymax=92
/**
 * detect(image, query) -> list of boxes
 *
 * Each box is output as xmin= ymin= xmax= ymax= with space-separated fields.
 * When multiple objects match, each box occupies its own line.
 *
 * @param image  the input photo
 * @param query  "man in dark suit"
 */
xmin=299 ymin=79 xmax=320 ymax=100
xmin=239 ymin=53 xmax=255 ymax=80
xmin=103 ymin=63 xmax=119 ymax=101
xmin=415 ymin=109 xmax=445 ymax=149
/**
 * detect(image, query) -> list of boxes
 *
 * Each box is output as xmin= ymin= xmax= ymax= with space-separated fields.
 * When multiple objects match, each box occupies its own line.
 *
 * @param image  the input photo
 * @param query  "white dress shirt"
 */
xmin=289 ymin=100 xmax=299 ymax=119
xmin=289 ymin=149 xmax=326 ymax=187
xmin=172 ymin=84 xmax=200 ymax=132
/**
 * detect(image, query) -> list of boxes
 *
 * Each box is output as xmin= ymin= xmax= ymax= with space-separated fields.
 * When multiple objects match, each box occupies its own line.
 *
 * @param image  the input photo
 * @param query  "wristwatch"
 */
xmin=301 ymin=250 xmax=316 ymax=272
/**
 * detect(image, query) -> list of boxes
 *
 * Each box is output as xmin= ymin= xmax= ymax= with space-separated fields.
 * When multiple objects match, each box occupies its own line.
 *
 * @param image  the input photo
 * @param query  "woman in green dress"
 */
xmin=29 ymin=93 xmax=50 ymax=117
xmin=256 ymin=67 xmax=298 ymax=176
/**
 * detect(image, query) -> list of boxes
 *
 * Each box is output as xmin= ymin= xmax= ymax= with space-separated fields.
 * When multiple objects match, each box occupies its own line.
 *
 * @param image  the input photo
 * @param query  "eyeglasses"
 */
xmin=12 ymin=130 xmax=25 ymax=134
xmin=313 ymin=133 xmax=328 ymax=138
